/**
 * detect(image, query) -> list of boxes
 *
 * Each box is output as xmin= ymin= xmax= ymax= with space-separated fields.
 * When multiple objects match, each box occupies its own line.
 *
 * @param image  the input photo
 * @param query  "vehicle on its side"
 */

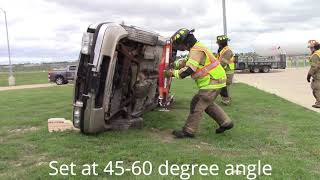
xmin=235 ymin=54 xmax=286 ymax=73
xmin=48 ymin=65 xmax=77 ymax=85
xmin=72 ymin=23 xmax=175 ymax=134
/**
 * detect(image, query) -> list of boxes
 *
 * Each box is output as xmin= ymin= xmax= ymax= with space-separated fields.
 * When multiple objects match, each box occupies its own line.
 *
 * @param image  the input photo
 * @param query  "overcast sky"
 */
xmin=0 ymin=0 xmax=320 ymax=64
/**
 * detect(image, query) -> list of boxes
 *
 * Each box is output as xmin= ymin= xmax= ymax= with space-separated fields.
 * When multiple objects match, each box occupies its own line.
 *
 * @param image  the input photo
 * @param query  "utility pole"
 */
xmin=222 ymin=0 xmax=227 ymax=36
xmin=0 ymin=8 xmax=15 ymax=86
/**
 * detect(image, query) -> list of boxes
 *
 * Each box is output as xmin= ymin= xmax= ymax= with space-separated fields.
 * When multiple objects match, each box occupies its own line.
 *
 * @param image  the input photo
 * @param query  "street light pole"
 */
xmin=222 ymin=0 xmax=227 ymax=36
xmin=0 ymin=8 xmax=15 ymax=86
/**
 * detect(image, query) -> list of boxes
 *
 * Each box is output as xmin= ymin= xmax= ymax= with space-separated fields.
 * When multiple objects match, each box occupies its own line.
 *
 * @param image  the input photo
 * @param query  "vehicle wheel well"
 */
xmin=55 ymin=75 xmax=64 ymax=80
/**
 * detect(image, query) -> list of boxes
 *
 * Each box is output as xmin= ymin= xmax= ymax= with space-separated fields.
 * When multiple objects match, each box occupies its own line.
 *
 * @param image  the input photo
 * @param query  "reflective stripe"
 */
xmin=175 ymin=61 xmax=180 ymax=68
xmin=186 ymin=58 xmax=199 ymax=67
xmin=218 ymin=46 xmax=235 ymax=64
xmin=190 ymin=45 xmax=220 ymax=79
xmin=173 ymin=70 xmax=180 ymax=78
xmin=218 ymin=46 xmax=235 ymax=72
xmin=191 ymin=61 xmax=220 ymax=79
xmin=200 ymin=83 xmax=226 ymax=89
xmin=191 ymin=46 xmax=217 ymax=63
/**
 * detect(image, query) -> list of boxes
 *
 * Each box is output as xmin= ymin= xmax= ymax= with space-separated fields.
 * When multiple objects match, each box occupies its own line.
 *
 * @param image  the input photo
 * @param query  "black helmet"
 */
xmin=216 ymin=35 xmax=230 ymax=43
xmin=171 ymin=28 xmax=195 ymax=48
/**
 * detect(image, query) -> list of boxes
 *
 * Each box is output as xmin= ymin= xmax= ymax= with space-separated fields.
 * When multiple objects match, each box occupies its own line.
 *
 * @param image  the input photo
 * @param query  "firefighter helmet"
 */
xmin=308 ymin=40 xmax=319 ymax=48
xmin=171 ymin=28 xmax=195 ymax=47
xmin=216 ymin=35 xmax=229 ymax=43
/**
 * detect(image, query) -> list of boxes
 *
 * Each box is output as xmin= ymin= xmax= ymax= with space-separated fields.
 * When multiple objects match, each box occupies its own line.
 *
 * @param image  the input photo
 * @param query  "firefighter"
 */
xmin=216 ymin=35 xmax=235 ymax=105
xmin=164 ymin=28 xmax=234 ymax=138
xmin=307 ymin=40 xmax=320 ymax=108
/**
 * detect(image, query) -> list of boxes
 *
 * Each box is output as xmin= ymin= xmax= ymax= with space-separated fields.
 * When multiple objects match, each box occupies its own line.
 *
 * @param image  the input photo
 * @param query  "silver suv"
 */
xmin=72 ymin=23 xmax=175 ymax=134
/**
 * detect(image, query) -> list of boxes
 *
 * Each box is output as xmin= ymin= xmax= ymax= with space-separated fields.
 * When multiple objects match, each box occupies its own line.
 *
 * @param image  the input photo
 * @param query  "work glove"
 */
xmin=163 ymin=70 xmax=173 ymax=77
xmin=307 ymin=74 xmax=311 ymax=83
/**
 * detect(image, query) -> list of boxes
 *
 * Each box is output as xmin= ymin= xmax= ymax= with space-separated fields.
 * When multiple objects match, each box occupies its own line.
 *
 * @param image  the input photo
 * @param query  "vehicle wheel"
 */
xmin=253 ymin=67 xmax=260 ymax=73
xmin=262 ymin=66 xmax=270 ymax=73
xmin=55 ymin=76 xmax=64 ymax=85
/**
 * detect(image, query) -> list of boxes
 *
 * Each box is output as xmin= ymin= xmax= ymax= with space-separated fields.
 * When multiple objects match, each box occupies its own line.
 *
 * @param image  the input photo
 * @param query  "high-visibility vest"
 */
xmin=310 ymin=50 xmax=320 ymax=66
xmin=313 ymin=50 xmax=320 ymax=59
xmin=188 ymin=42 xmax=226 ymax=89
xmin=217 ymin=46 xmax=235 ymax=74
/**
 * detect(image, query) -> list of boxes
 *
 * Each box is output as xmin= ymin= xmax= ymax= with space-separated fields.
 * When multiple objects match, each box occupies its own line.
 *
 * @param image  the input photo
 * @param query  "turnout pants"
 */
xmin=183 ymin=89 xmax=232 ymax=134
xmin=220 ymin=74 xmax=234 ymax=100
xmin=311 ymin=79 xmax=320 ymax=105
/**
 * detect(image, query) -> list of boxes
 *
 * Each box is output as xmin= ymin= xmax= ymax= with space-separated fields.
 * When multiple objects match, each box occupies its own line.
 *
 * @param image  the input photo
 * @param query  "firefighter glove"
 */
xmin=307 ymin=74 xmax=312 ymax=83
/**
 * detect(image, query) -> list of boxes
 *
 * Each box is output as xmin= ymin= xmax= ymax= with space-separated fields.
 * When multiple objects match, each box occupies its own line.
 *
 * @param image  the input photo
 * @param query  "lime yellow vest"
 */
xmin=313 ymin=50 xmax=320 ymax=58
xmin=310 ymin=49 xmax=320 ymax=66
xmin=187 ymin=42 xmax=226 ymax=89
xmin=217 ymin=46 xmax=235 ymax=74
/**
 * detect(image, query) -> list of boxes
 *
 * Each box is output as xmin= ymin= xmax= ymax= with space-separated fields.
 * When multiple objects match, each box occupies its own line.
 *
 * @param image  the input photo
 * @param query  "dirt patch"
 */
xmin=8 ymin=127 xmax=39 ymax=134
xmin=10 ymin=154 xmax=49 ymax=168
xmin=148 ymin=128 xmax=174 ymax=143
xmin=192 ymin=142 xmax=244 ymax=157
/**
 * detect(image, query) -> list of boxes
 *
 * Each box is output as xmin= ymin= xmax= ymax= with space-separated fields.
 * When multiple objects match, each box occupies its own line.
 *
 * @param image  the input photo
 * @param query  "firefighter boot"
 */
xmin=312 ymin=103 xmax=320 ymax=108
xmin=216 ymin=122 xmax=234 ymax=134
xmin=172 ymin=129 xmax=195 ymax=138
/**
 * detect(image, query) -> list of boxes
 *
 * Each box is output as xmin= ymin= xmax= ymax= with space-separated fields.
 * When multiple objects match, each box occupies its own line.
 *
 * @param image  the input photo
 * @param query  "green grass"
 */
xmin=0 ymin=71 xmax=49 ymax=87
xmin=0 ymin=80 xmax=319 ymax=179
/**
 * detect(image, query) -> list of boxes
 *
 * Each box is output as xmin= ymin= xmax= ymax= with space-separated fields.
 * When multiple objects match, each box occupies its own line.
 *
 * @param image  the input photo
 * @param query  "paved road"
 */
xmin=235 ymin=68 xmax=320 ymax=113
xmin=0 ymin=83 xmax=56 ymax=91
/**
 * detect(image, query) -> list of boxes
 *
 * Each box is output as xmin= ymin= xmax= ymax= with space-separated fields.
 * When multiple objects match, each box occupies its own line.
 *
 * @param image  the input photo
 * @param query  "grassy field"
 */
xmin=0 ymin=71 xmax=49 ymax=87
xmin=0 ymin=80 xmax=319 ymax=179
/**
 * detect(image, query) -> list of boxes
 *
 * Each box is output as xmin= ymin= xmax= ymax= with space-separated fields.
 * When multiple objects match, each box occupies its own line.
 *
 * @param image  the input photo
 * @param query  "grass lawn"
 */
xmin=0 ymin=79 xmax=319 ymax=179
xmin=0 ymin=71 xmax=49 ymax=87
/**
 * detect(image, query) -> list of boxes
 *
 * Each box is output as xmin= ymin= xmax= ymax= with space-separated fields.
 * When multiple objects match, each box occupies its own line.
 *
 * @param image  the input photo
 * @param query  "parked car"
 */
xmin=48 ymin=65 xmax=77 ymax=85
xmin=72 ymin=23 xmax=175 ymax=134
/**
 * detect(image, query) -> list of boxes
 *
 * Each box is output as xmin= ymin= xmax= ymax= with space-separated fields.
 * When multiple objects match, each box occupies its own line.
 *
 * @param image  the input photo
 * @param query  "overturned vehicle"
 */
xmin=72 ymin=23 xmax=175 ymax=134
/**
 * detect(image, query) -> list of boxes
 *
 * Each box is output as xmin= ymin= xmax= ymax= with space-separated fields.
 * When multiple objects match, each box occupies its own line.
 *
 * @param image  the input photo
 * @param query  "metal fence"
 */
xmin=286 ymin=58 xmax=310 ymax=68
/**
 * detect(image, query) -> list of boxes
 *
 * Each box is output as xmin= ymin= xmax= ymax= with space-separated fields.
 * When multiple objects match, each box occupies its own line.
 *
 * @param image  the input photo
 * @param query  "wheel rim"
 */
xmin=263 ymin=67 xmax=269 ymax=72
xmin=56 ymin=78 xmax=63 ymax=84
xmin=253 ymin=68 xmax=259 ymax=73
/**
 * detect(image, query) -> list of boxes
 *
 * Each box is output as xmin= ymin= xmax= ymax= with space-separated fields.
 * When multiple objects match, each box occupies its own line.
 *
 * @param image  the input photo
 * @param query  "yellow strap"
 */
xmin=218 ymin=46 xmax=230 ymax=62
xmin=191 ymin=46 xmax=217 ymax=63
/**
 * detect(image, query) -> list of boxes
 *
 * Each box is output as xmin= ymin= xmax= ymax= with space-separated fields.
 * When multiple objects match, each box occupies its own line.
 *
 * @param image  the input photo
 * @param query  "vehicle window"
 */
xmin=69 ymin=66 xmax=77 ymax=71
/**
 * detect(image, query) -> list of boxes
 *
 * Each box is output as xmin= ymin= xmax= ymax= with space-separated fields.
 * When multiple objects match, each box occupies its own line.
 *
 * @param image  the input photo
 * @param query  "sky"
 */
xmin=0 ymin=0 xmax=320 ymax=64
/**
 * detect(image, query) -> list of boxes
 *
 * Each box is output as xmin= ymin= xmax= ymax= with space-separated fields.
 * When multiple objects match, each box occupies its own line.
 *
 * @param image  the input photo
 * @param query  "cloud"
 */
xmin=0 ymin=0 xmax=319 ymax=64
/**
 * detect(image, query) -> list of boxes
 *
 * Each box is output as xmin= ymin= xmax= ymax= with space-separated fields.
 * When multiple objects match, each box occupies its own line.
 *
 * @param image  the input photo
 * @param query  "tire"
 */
xmin=55 ymin=76 xmax=65 ymax=85
xmin=252 ymin=67 xmax=260 ymax=73
xmin=262 ymin=66 xmax=270 ymax=73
